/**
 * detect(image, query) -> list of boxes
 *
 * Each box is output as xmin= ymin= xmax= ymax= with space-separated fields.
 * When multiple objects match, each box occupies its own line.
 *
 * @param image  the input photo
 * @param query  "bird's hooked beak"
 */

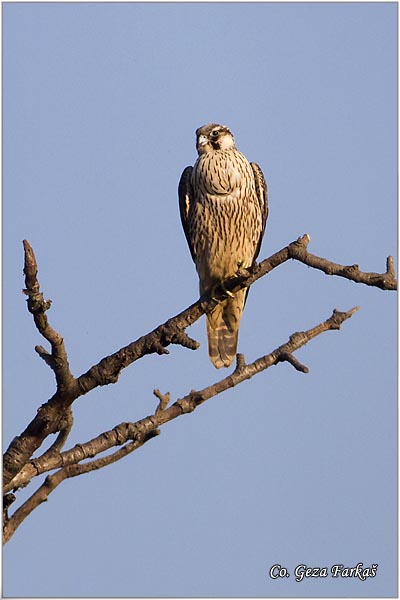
xmin=197 ymin=134 xmax=209 ymax=147
xmin=196 ymin=134 xmax=212 ymax=155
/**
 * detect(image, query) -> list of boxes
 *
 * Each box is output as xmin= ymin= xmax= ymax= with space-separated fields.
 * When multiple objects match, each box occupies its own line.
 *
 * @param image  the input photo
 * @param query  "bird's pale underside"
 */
xmin=179 ymin=124 xmax=268 ymax=368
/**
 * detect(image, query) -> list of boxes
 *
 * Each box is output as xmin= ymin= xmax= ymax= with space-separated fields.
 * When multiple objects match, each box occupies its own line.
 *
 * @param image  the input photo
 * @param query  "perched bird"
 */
xmin=179 ymin=123 xmax=268 ymax=368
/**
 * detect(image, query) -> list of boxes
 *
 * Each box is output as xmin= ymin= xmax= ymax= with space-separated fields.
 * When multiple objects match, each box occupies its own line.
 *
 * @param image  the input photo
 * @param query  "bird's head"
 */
xmin=195 ymin=124 xmax=236 ymax=155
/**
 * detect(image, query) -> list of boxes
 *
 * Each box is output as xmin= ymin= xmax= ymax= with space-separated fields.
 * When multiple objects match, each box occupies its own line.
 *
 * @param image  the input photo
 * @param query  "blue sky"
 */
xmin=3 ymin=2 xmax=397 ymax=597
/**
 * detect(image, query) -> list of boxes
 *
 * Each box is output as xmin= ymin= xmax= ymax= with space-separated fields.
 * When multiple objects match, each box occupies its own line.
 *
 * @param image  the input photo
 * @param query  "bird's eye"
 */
xmin=211 ymin=130 xmax=219 ymax=137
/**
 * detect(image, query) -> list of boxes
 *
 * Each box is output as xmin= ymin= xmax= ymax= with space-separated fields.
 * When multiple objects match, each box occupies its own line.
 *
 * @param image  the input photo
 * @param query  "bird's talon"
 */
xmin=221 ymin=281 xmax=235 ymax=298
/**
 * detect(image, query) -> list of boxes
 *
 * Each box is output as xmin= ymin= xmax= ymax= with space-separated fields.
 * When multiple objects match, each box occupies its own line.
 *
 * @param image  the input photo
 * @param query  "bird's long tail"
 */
xmin=206 ymin=289 xmax=246 ymax=368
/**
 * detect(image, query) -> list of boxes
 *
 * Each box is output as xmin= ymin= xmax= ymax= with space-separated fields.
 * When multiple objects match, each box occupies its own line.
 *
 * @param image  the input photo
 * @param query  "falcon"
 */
xmin=179 ymin=123 xmax=268 ymax=368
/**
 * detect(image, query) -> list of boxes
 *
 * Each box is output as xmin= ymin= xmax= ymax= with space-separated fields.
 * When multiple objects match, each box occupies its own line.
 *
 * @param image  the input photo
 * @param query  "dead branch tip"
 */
xmin=234 ymin=353 xmax=247 ymax=373
xmin=279 ymin=352 xmax=309 ymax=373
xmin=169 ymin=331 xmax=200 ymax=350
xmin=154 ymin=389 xmax=171 ymax=414
xmin=330 ymin=306 xmax=360 ymax=329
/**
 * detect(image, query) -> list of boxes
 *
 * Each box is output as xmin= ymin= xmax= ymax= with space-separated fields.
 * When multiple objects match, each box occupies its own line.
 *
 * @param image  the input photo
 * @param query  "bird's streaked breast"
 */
xmin=189 ymin=148 xmax=263 ymax=288
xmin=193 ymin=150 xmax=252 ymax=195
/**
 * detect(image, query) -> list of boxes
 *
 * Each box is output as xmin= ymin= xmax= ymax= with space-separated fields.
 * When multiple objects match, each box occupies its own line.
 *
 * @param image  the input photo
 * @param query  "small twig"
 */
xmin=168 ymin=331 xmax=199 ymax=350
xmin=35 ymin=345 xmax=55 ymax=368
xmin=153 ymin=389 xmax=171 ymax=414
xmin=278 ymin=352 xmax=309 ymax=373
xmin=152 ymin=340 xmax=170 ymax=356
xmin=234 ymin=353 xmax=247 ymax=373
xmin=35 ymin=408 xmax=74 ymax=460
xmin=386 ymin=255 xmax=395 ymax=277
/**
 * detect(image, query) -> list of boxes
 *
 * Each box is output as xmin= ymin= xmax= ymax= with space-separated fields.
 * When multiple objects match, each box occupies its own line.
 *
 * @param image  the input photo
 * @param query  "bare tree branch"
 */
xmin=3 ymin=234 xmax=396 ymax=542
xmin=22 ymin=240 xmax=75 ymax=391
xmin=4 ymin=305 xmax=358 ymax=496
xmin=286 ymin=235 xmax=397 ymax=289
xmin=4 ymin=235 xmax=396 ymax=486
xmin=3 ymin=304 xmax=358 ymax=542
